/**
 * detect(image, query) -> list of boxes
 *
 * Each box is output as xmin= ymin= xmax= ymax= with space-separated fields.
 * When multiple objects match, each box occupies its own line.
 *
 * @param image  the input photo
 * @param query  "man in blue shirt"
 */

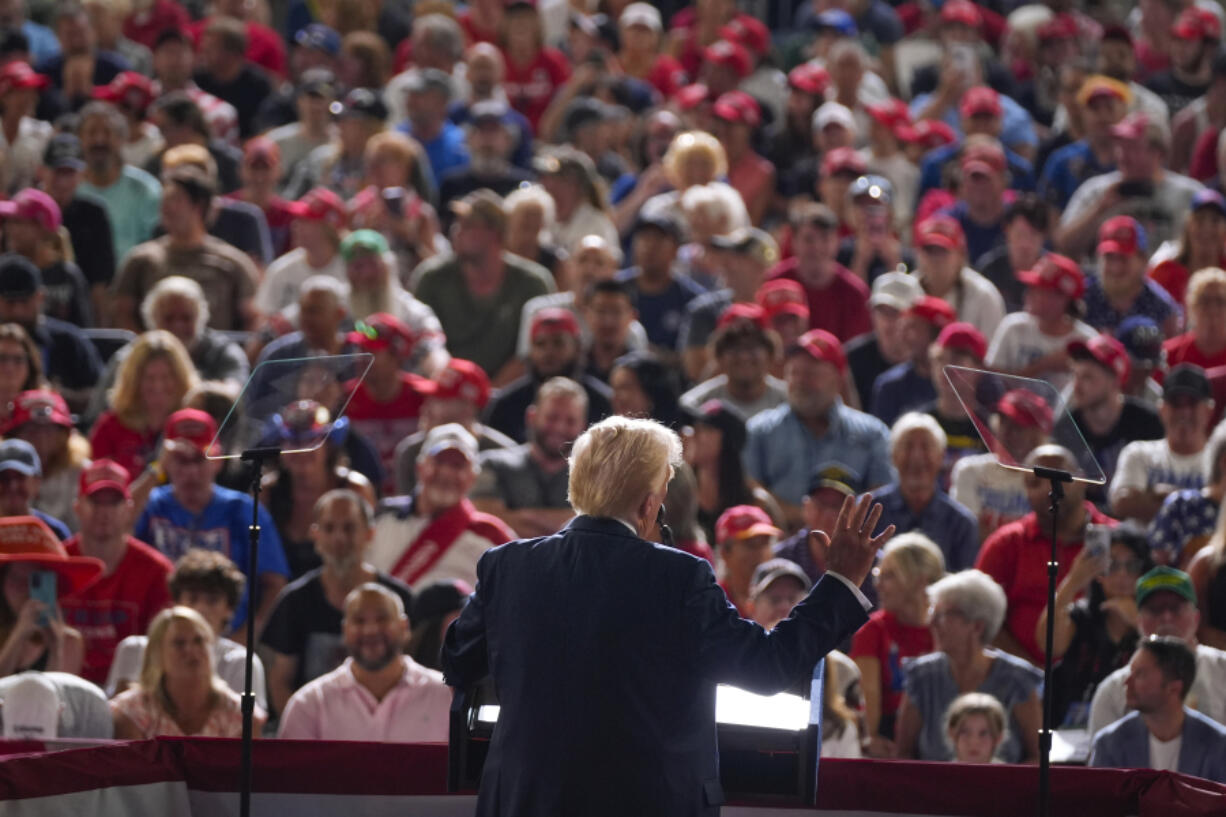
xmin=135 ymin=409 xmax=289 ymax=636
xmin=397 ymin=67 xmax=468 ymax=186
xmin=746 ymin=328 xmax=893 ymax=527
xmin=615 ymin=212 xmax=704 ymax=357
xmin=873 ymin=412 xmax=979 ymax=571
xmin=871 ymin=295 xmax=955 ymax=426
xmin=1039 ymin=76 xmax=1128 ymax=210
xmin=940 ymin=139 xmax=1011 ymax=268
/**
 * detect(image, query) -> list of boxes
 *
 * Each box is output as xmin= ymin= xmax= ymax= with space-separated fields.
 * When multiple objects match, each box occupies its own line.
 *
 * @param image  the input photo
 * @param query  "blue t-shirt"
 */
xmin=909 ymin=92 xmax=1038 ymax=160
xmin=398 ymin=119 xmax=469 ymax=186
xmin=941 ymin=199 xmax=1006 ymax=270
xmin=916 ymin=141 xmax=1036 ymax=205
xmin=1038 ymin=140 xmax=1115 ymax=210
xmin=32 ymin=509 xmax=70 ymax=541
xmin=871 ymin=361 xmax=936 ymax=427
xmin=135 ymin=485 xmax=290 ymax=629
xmin=1082 ymin=274 xmax=1180 ymax=334
xmin=615 ymin=267 xmax=707 ymax=351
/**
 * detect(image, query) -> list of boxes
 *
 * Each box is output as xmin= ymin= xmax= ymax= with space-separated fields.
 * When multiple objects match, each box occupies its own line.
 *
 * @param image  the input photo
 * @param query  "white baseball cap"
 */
xmin=620 ymin=2 xmax=662 ymax=31
xmin=1 ymin=673 xmax=60 ymax=740
xmin=869 ymin=270 xmax=923 ymax=311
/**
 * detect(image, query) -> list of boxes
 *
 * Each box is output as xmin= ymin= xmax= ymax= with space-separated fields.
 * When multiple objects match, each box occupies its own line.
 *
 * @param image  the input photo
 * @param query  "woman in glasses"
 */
xmin=1036 ymin=523 xmax=1152 ymax=729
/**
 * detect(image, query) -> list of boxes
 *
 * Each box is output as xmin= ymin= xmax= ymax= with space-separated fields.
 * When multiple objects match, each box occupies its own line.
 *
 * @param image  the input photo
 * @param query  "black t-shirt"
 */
xmin=845 ymin=331 xmax=887 ymax=411
xmin=1073 ymin=396 xmax=1165 ymax=504
xmin=919 ymin=399 xmax=987 ymax=492
xmin=30 ymin=316 xmax=102 ymax=391
xmin=1144 ymin=72 xmax=1211 ymax=119
xmin=485 ymin=371 xmax=613 ymax=444
xmin=976 ymin=246 xmax=1026 ymax=315
xmin=439 ymin=166 xmax=535 ymax=225
xmin=1050 ymin=598 xmax=1138 ymax=728
xmin=195 ymin=65 xmax=274 ymax=138
xmin=41 ymin=260 xmax=93 ymax=327
xmin=63 ymin=195 xmax=116 ymax=288
xmin=836 ymin=237 xmax=916 ymax=287
xmin=261 ymin=568 xmax=414 ymax=698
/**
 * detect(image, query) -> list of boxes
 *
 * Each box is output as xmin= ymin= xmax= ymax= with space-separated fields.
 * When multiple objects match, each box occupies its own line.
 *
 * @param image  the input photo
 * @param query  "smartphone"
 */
xmin=381 ymin=186 xmax=407 ymax=216
xmin=28 ymin=570 xmax=56 ymax=627
xmin=1084 ymin=524 xmax=1111 ymax=575
xmin=1117 ymin=180 xmax=1154 ymax=198
xmin=950 ymin=44 xmax=977 ymax=80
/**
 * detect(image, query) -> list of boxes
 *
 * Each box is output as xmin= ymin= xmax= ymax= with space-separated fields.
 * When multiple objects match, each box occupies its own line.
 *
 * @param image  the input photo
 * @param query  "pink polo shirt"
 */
xmin=277 ymin=656 xmax=452 ymax=743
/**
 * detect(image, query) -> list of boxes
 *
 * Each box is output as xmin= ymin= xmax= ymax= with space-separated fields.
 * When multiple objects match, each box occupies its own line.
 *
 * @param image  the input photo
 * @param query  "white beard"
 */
xmin=348 ymin=280 xmax=396 ymax=321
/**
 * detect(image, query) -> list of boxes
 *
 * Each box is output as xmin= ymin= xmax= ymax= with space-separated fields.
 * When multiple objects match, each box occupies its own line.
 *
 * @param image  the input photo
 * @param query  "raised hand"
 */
xmin=808 ymin=494 xmax=895 ymax=588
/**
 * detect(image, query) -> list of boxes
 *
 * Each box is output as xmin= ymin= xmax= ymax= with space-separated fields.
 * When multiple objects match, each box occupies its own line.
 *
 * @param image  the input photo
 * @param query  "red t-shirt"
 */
xmin=123 ymin=0 xmax=192 ymax=49
xmin=344 ymin=373 xmax=431 ymax=494
xmin=768 ymin=257 xmax=872 ymax=342
xmin=61 ymin=536 xmax=173 ymax=685
xmin=1149 ymin=259 xmax=1191 ymax=307
xmin=637 ymin=54 xmax=688 ymax=99
xmin=1163 ymin=332 xmax=1226 ymax=371
xmin=188 ymin=19 xmax=287 ymax=78
xmin=500 ymin=47 xmax=571 ymax=133
xmin=849 ymin=609 xmax=933 ymax=729
xmin=88 ymin=412 xmax=159 ymax=479
xmin=974 ymin=504 xmax=1115 ymax=665
xmin=726 ymin=151 xmax=775 ymax=221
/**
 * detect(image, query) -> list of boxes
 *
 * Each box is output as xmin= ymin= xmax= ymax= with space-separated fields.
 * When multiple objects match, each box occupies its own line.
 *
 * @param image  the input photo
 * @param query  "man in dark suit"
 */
xmin=443 ymin=415 xmax=893 ymax=816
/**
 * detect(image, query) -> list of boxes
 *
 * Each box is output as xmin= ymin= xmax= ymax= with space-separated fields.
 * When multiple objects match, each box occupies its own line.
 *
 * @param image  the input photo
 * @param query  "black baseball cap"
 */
xmin=1163 ymin=364 xmax=1212 ymax=402
xmin=43 ymin=133 xmax=84 ymax=170
xmin=807 ymin=461 xmax=864 ymax=498
xmin=0 ymin=253 xmax=42 ymax=299
xmin=634 ymin=210 xmax=685 ymax=243
xmin=329 ymin=88 xmax=388 ymax=122
xmin=298 ymin=68 xmax=338 ymax=99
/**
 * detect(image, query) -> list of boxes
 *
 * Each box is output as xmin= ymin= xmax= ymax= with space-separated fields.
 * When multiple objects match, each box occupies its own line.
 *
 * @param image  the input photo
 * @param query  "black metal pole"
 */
xmin=239 ymin=448 xmax=279 ymax=817
xmin=1033 ymin=465 xmax=1072 ymax=817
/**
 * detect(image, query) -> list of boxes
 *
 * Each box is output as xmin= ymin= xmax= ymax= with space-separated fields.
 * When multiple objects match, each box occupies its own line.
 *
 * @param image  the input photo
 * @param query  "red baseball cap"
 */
xmin=720 ymin=17 xmax=769 ymax=57
xmin=1037 ymin=13 xmax=1078 ymax=41
xmin=1017 ymin=253 xmax=1085 ymax=299
xmin=906 ymin=119 xmax=957 ymax=150
xmin=674 ymin=83 xmax=711 ymax=110
xmin=1173 ymin=7 xmax=1221 ymax=41
xmin=755 ymin=279 xmax=810 ymax=321
xmin=91 ymin=70 xmax=155 ymax=111
xmin=1109 ymin=112 xmax=1161 ymax=144
xmin=0 ymin=389 xmax=72 ymax=435
xmin=530 ymin=307 xmax=582 ymax=341
xmin=78 ymin=458 xmax=132 ymax=500
xmin=286 ymin=187 xmax=348 ymax=230
xmin=243 ymin=136 xmax=281 ymax=167
xmin=0 ymin=188 xmax=61 ymax=232
xmin=788 ymin=61 xmax=830 ymax=96
xmin=702 ymin=39 xmax=752 ymax=79
xmin=1097 ymin=215 xmax=1147 ymax=257
xmin=821 ymin=146 xmax=868 ymax=177
xmin=916 ymin=215 xmax=966 ymax=252
xmin=0 ymin=62 xmax=48 ymax=95
xmin=163 ymin=408 xmax=220 ymax=456
xmin=905 ymin=295 xmax=957 ymax=329
xmin=995 ymin=389 xmax=1054 ymax=432
xmin=935 ymin=321 xmax=987 ymax=360
xmin=960 ymin=86 xmax=1002 ymax=119
xmin=714 ymin=504 xmax=781 ymax=545
xmin=1068 ymin=333 xmax=1132 ymax=386
xmin=940 ymin=0 xmax=982 ymax=27
xmin=712 ymin=90 xmax=761 ymax=128
xmin=347 ymin=312 xmax=420 ymax=358
xmin=431 ymin=358 xmax=491 ymax=408
xmin=716 ymin=301 xmax=768 ymax=330
xmin=867 ymin=98 xmax=911 ymax=131
xmin=790 ymin=328 xmax=847 ymax=372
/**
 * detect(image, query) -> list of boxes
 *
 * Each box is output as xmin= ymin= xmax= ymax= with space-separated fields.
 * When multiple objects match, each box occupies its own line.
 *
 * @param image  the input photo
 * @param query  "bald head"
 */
xmin=342 ymin=583 xmax=409 ymax=672
xmin=344 ymin=582 xmax=406 ymax=619
xmin=466 ymin=43 xmax=504 ymax=97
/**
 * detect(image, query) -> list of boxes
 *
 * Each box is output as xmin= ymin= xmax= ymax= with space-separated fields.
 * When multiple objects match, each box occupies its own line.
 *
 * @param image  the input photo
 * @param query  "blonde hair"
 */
xmin=109 ymin=330 xmax=199 ymax=429
xmin=943 ymin=691 xmax=1006 ymax=749
xmin=568 ymin=415 xmax=683 ymax=520
xmin=881 ymin=532 xmax=946 ymax=587
xmin=162 ymin=143 xmax=218 ymax=180
xmin=141 ymin=606 xmax=226 ymax=713
xmin=140 ymin=276 xmax=210 ymax=338
xmin=1187 ymin=267 xmax=1226 ymax=321
xmin=662 ymin=131 xmax=727 ymax=190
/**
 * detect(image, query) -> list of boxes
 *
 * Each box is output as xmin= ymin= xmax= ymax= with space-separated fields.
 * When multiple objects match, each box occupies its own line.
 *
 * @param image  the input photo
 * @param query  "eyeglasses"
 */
xmin=0 ymin=354 xmax=27 ymax=366
xmin=1107 ymin=558 xmax=1145 ymax=575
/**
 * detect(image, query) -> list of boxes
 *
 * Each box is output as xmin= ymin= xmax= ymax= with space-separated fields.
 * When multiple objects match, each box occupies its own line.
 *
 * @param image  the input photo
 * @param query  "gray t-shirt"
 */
xmin=679 ymin=374 xmax=789 ymax=420
xmin=0 ymin=671 xmax=113 ymax=739
xmin=471 ymin=443 xmax=571 ymax=510
xmin=676 ymin=288 xmax=732 ymax=351
xmin=1060 ymin=170 xmax=1203 ymax=258
xmin=411 ymin=251 xmax=556 ymax=377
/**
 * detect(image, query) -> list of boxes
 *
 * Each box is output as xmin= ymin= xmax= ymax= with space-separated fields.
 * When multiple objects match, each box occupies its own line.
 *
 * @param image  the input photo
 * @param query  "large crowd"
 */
xmin=0 ymin=0 xmax=1223 ymax=786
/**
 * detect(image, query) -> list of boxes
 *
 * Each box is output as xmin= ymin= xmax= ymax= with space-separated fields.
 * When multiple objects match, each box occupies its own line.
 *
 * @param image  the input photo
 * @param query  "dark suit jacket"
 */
xmin=442 ymin=515 xmax=869 ymax=817
xmin=1090 ymin=708 xmax=1226 ymax=783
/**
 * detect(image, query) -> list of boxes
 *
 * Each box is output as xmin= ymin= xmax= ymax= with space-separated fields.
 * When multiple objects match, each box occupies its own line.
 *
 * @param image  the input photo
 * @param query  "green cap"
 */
xmin=1135 ymin=566 xmax=1196 ymax=607
xmin=340 ymin=228 xmax=389 ymax=261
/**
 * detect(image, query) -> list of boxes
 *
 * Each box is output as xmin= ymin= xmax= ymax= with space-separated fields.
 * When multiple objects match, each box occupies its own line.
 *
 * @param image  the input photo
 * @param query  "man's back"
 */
xmin=443 ymin=516 xmax=867 ymax=817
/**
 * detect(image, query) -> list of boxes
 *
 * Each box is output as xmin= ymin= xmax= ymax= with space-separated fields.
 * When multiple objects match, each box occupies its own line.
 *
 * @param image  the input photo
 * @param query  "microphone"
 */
xmin=657 ymin=504 xmax=674 ymax=548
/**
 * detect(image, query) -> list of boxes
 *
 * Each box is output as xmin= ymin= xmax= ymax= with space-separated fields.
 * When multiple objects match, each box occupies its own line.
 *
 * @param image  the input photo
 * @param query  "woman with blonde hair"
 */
xmin=634 ymin=131 xmax=729 ymax=235
xmin=111 ymin=606 xmax=262 ymax=738
xmin=1162 ymin=266 xmax=1226 ymax=370
xmin=88 ymin=330 xmax=200 ymax=478
xmin=850 ymin=531 xmax=945 ymax=756
xmin=0 ymin=323 xmax=45 ymax=426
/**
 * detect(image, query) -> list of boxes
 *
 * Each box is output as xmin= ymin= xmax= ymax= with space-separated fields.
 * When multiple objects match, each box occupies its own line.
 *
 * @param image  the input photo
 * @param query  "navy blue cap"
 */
xmin=294 ymin=23 xmax=341 ymax=57
xmin=0 ymin=438 xmax=40 ymax=476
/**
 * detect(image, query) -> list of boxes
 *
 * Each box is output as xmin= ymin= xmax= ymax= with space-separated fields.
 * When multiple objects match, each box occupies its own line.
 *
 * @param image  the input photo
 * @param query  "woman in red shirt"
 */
xmin=499 ymin=0 xmax=570 ymax=133
xmin=850 ymin=532 xmax=946 ymax=757
xmin=1148 ymin=190 xmax=1226 ymax=306
xmin=615 ymin=4 xmax=689 ymax=99
xmin=1163 ymin=266 xmax=1226 ymax=370
xmin=89 ymin=330 xmax=200 ymax=479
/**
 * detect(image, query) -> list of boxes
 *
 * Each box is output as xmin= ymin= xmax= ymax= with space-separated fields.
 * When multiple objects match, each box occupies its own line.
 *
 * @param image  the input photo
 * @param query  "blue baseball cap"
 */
xmin=0 ymin=439 xmax=40 ymax=477
xmin=813 ymin=9 xmax=857 ymax=36
xmin=1116 ymin=315 xmax=1163 ymax=363
xmin=294 ymin=24 xmax=341 ymax=57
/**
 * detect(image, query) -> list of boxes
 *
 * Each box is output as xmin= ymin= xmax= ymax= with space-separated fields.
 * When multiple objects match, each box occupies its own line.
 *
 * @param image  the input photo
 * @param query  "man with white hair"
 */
xmin=84 ymin=275 xmax=250 ymax=426
xmin=443 ymin=412 xmax=893 ymax=816
xmin=872 ymin=412 xmax=978 ymax=572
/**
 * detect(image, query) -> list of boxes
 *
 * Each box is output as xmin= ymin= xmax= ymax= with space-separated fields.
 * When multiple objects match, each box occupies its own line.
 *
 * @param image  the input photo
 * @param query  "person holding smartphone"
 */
xmin=0 ymin=516 xmax=101 ymax=678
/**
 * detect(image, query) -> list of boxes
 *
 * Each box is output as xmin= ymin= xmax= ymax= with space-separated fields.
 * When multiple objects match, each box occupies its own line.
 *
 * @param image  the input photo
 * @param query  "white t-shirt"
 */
xmin=1107 ymin=439 xmax=1206 ymax=517
xmin=105 ymin=635 xmax=267 ymax=710
xmin=1088 ymin=644 xmax=1226 ymax=737
xmin=553 ymin=202 xmax=619 ymax=256
xmin=950 ymin=453 xmax=1031 ymax=533
xmin=919 ymin=267 xmax=1007 ymax=342
xmin=1148 ymin=732 xmax=1182 ymax=772
xmin=255 ymin=247 xmax=346 ymax=314
xmin=986 ymin=313 xmax=1097 ymax=393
